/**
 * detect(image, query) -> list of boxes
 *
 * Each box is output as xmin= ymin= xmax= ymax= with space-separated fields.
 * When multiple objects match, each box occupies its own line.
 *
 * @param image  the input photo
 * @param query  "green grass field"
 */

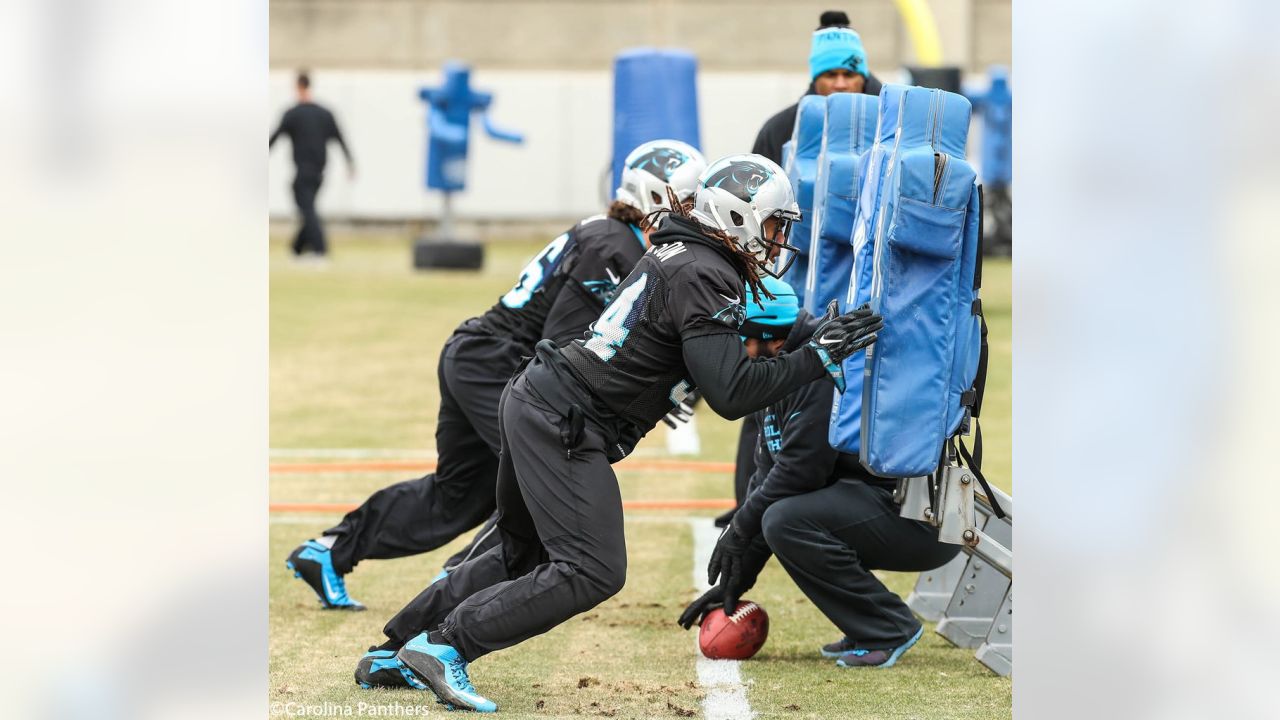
xmin=270 ymin=234 xmax=1012 ymax=719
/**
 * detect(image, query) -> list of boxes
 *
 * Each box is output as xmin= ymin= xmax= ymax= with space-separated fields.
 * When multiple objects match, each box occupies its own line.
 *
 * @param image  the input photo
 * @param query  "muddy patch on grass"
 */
xmin=666 ymin=700 xmax=696 ymax=717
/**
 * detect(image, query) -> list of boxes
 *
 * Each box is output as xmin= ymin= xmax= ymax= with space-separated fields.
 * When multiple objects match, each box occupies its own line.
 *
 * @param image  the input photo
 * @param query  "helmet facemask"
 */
xmin=758 ymin=211 xmax=802 ymax=279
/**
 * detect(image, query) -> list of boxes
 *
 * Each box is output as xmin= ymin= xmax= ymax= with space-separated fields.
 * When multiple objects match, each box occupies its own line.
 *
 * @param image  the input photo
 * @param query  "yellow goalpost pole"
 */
xmin=892 ymin=0 xmax=945 ymax=67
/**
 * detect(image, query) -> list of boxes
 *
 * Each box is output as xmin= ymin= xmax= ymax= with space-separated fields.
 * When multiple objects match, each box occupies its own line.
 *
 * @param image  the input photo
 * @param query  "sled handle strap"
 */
xmin=973 ymin=313 xmax=989 ymax=418
xmin=974 ymin=184 xmax=984 ymax=291
xmin=957 ymin=425 xmax=1005 ymax=519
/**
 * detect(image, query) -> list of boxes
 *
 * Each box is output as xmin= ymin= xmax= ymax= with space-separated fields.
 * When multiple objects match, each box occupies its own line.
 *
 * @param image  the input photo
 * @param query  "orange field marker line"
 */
xmin=269 ymin=458 xmax=737 ymax=475
xmin=271 ymin=498 xmax=735 ymax=513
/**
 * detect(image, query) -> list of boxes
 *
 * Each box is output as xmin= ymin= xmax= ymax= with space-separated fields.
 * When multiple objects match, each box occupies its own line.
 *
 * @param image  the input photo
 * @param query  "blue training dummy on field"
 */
xmin=858 ymin=86 xmax=986 ymax=479
xmin=803 ymin=92 xmax=879 ymax=314
xmin=419 ymin=62 xmax=523 ymax=192
xmin=828 ymin=85 xmax=908 ymax=456
xmin=780 ymin=95 xmax=826 ymax=305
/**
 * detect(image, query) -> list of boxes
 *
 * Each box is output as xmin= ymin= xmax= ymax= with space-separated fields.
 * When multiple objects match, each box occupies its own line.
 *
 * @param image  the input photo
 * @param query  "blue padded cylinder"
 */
xmin=780 ymin=95 xmax=827 ymax=303
xmin=829 ymin=84 xmax=907 ymax=456
xmin=804 ymin=92 xmax=879 ymax=315
xmin=612 ymin=49 xmax=701 ymax=193
xmin=859 ymin=86 xmax=979 ymax=478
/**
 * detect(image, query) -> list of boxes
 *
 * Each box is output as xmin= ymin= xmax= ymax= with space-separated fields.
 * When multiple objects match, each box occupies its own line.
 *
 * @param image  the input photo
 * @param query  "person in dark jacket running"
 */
xmin=718 ymin=8 xmax=884 ymax=530
xmin=678 ymin=277 xmax=960 ymax=670
xmin=285 ymin=140 xmax=706 ymax=614
xmin=269 ymin=71 xmax=354 ymax=258
xmin=351 ymin=155 xmax=883 ymax=711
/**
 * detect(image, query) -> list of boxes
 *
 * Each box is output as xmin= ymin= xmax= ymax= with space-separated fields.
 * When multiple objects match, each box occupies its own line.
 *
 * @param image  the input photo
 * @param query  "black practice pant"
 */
xmin=762 ymin=479 xmax=961 ymax=650
xmin=733 ymin=415 xmax=759 ymax=504
xmin=442 ymin=513 xmax=501 ymax=571
xmin=382 ymin=374 xmax=627 ymax=661
xmin=291 ymin=171 xmax=326 ymax=256
xmin=324 ymin=330 xmax=521 ymax=576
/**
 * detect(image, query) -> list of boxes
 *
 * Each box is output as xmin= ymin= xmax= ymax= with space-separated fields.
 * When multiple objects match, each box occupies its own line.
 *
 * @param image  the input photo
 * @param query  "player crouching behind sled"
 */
xmin=351 ymin=154 xmax=882 ymax=712
xmin=678 ymin=277 xmax=961 ymax=668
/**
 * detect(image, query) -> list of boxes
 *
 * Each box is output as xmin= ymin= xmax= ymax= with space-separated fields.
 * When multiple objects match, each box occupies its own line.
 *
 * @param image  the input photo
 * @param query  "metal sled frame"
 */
xmin=896 ymin=460 xmax=1013 ymax=677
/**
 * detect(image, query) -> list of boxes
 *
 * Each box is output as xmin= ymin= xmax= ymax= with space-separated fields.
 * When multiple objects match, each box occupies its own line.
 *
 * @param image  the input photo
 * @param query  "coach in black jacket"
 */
xmin=751 ymin=11 xmax=884 ymax=165
xmin=683 ymin=279 xmax=960 ymax=668
xmin=269 ymin=72 xmax=354 ymax=257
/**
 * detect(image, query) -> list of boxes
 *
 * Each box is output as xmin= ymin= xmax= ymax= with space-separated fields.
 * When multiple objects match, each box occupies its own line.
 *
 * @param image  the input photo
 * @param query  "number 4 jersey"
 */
xmin=522 ymin=214 xmax=828 ymax=460
xmin=472 ymin=214 xmax=648 ymax=348
xmin=555 ymin=215 xmax=756 ymax=430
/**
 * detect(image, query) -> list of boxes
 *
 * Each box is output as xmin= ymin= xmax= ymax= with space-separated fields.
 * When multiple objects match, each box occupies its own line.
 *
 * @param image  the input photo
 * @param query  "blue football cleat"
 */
xmin=355 ymin=649 xmax=412 ymax=689
xmin=836 ymin=625 xmax=924 ymax=668
xmin=396 ymin=634 xmax=497 ymax=713
xmin=285 ymin=540 xmax=365 ymax=611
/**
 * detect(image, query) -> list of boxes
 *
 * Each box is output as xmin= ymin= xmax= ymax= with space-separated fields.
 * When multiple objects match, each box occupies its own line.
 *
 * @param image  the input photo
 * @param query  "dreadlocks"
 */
xmin=643 ymin=186 xmax=776 ymax=307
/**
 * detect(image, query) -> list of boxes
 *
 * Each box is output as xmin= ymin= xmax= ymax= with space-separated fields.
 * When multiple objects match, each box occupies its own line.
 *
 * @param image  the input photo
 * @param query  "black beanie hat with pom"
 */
xmin=818 ymin=10 xmax=851 ymax=29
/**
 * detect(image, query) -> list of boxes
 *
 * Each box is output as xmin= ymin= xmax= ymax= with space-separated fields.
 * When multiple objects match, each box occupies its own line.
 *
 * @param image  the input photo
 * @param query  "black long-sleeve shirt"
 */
xmin=681 ymin=333 xmax=823 ymax=421
xmin=269 ymin=102 xmax=352 ymax=176
xmin=527 ymin=216 xmax=827 ymax=460
xmin=561 ymin=216 xmax=825 ymax=427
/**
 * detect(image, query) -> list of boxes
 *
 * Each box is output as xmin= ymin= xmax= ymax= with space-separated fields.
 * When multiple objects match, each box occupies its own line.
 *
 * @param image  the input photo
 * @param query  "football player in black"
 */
xmin=677 ymin=278 xmax=960 ymax=670
xmin=285 ymin=140 xmax=706 ymax=617
xmin=361 ymin=154 xmax=883 ymax=712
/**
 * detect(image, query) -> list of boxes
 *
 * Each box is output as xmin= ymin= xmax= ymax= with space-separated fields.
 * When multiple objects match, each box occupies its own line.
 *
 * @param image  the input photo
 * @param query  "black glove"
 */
xmin=807 ymin=300 xmax=884 ymax=392
xmin=677 ymin=585 xmax=724 ymax=630
xmin=707 ymin=525 xmax=752 ymax=593
xmin=812 ymin=300 xmax=883 ymax=361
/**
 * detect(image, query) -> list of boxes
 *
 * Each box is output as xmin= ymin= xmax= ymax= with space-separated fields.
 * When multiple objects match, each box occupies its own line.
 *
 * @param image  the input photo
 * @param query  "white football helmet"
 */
xmin=690 ymin=154 xmax=803 ymax=278
xmin=615 ymin=139 xmax=707 ymax=215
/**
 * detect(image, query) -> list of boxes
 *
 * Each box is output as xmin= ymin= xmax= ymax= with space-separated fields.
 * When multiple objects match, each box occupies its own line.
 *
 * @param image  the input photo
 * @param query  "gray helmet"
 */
xmin=615 ymin=139 xmax=707 ymax=215
xmin=690 ymin=153 xmax=802 ymax=278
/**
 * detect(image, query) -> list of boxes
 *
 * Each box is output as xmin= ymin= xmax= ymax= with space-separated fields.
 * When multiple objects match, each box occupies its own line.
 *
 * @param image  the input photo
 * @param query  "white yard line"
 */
xmin=690 ymin=519 xmax=755 ymax=720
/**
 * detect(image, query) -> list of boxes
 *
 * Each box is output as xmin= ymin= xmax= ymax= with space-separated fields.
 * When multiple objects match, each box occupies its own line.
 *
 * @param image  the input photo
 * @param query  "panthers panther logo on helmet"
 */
xmin=702 ymin=160 xmax=773 ymax=203
xmin=630 ymin=147 xmax=691 ymax=182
